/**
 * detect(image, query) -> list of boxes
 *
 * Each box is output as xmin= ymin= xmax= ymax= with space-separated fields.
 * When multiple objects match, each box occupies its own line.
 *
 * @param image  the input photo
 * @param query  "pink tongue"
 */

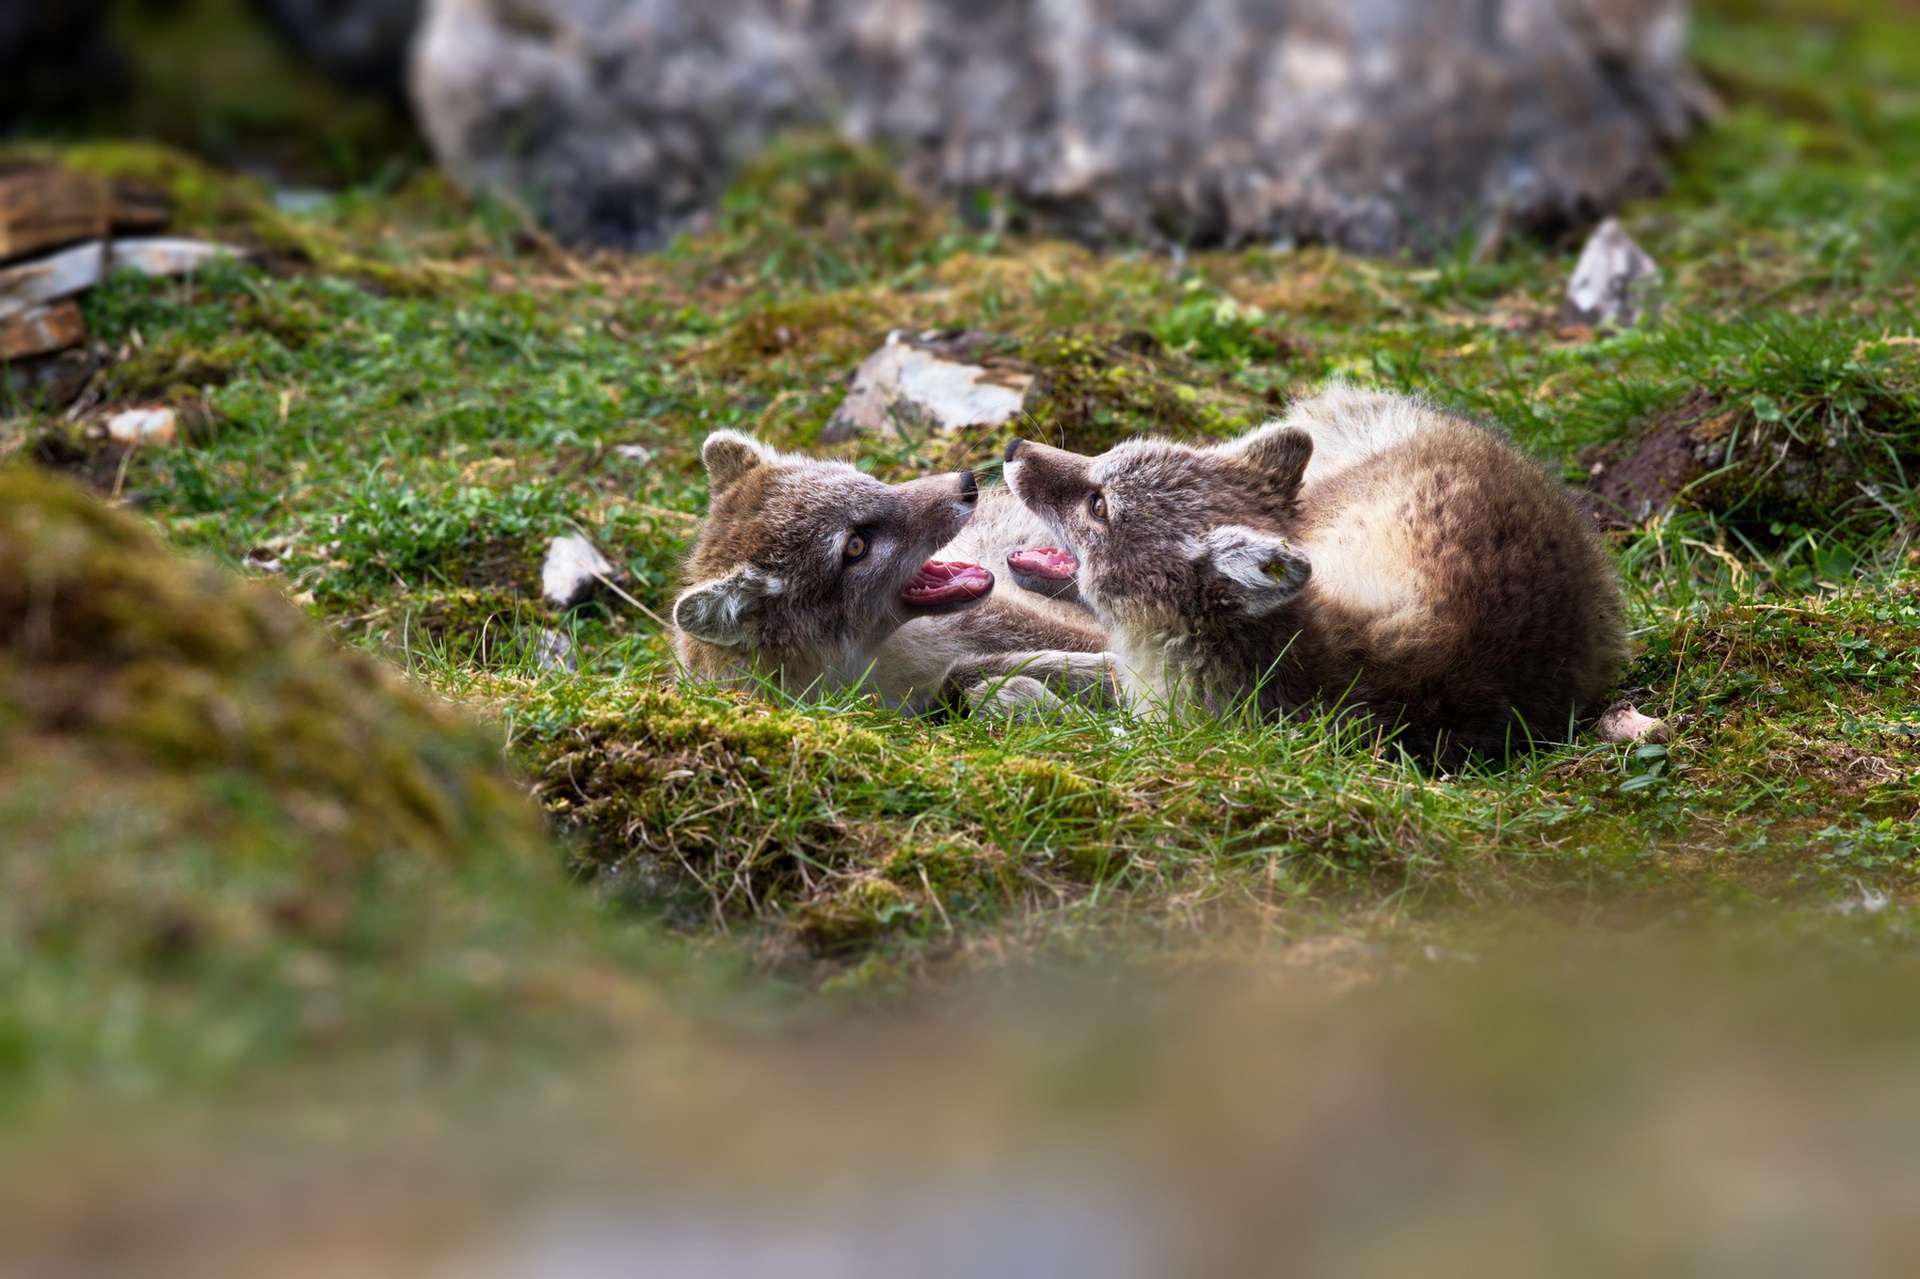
xmin=1006 ymin=547 xmax=1079 ymax=580
xmin=901 ymin=559 xmax=994 ymax=606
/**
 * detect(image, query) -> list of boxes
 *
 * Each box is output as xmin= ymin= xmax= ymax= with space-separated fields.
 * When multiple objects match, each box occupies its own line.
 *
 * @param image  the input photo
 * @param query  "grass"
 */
xmin=0 ymin=0 xmax=1918 ymax=1104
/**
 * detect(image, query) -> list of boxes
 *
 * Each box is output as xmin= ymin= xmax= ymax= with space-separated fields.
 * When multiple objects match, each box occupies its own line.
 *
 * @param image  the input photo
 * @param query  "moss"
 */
xmin=794 ymin=876 xmax=921 ymax=952
xmin=0 ymin=466 xmax=636 ymax=1090
xmin=1016 ymin=331 xmax=1270 ymax=454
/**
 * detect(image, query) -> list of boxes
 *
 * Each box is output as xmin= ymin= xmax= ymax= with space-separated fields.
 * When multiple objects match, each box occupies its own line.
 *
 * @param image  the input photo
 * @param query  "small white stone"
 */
xmin=105 ymin=407 xmax=177 ymax=445
xmin=1563 ymin=218 xmax=1659 ymax=330
xmin=533 ymin=629 xmax=577 ymax=673
xmin=542 ymin=534 xmax=616 ymax=608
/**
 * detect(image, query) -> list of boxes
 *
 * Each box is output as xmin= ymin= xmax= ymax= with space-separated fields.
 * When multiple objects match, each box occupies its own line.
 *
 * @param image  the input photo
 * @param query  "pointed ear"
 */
xmin=671 ymin=567 xmax=783 ymax=647
xmin=1220 ymin=424 xmax=1313 ymax=499
xmin=702 ymin=431 xmax=778 ymax=499
xmin=1198 ymin=525 xmax=1311 ymax=617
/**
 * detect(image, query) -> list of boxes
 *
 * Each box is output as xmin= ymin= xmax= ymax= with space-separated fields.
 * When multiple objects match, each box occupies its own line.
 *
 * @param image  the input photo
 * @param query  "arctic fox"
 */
xmin=1003 ymin=387 xmax=1626 ymax=761
xmin=672 ymin=431 xmax=1111 ymax=713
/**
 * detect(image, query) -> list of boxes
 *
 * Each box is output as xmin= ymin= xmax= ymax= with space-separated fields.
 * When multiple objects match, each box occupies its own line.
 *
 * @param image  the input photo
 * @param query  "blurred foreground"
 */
xmin=10 ymin=924 xmax=1920 ymax=1277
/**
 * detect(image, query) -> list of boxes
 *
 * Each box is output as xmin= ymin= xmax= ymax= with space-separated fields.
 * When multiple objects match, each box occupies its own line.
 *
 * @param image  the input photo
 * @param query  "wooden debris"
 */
xmin=0 ymin=167 xmax=110 ymax=262
xmin=0 ymin=241 xmax=106 ymax=320
xmin=111 ymin=238 xmax=236 ymax=278
xmin=0 ymin=300 xmax=85 ymax=361
xmin=0 ymin=238 xmax=240 ymax=321
xmin=109 ymin=180 xmax=172 ymax=234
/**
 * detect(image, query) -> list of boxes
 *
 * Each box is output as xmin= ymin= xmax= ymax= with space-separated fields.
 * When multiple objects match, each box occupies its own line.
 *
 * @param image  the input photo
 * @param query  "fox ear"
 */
xmin=702 ymin=431 xmax=778 ymax=498
xmin=1220 ymin=424 xmax=1313 ymax=499
xmin=672 ymin=567 xmax=783 ymax=647
xmin=1199 ymin=525 xmax=1311 ymax=617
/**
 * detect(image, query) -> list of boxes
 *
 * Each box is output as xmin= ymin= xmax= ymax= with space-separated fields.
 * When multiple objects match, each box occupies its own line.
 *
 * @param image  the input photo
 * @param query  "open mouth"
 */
xmin=1005 ymin=547 xmax=1079 ymax=581
xmin=901 ymin=559 xmax=994 ymax=608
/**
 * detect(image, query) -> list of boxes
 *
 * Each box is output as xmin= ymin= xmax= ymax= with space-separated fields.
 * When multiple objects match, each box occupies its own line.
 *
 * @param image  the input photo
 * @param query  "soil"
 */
xmin=1577 ymin=387 xmax=1732 ymax=530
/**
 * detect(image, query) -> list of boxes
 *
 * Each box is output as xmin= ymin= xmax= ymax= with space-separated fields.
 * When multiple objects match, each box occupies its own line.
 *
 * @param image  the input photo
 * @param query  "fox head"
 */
xmin=673 ymin=431 xmax=991 ymax=682
xmin=1002 ymin=423 xmax=1315 ymax=633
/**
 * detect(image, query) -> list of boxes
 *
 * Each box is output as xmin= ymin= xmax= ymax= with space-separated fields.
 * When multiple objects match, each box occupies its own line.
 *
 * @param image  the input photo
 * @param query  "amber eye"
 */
xmin=844 ymin=532 xmax=869 ymax=562
xmin=1087 ymin=492 xmax=1109 ymax=521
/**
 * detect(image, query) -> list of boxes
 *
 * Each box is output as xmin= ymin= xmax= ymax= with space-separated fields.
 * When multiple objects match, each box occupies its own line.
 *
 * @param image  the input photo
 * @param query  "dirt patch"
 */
xmin=1577 ymin=388 xmax=1733 ymax=529
xmin=1774 ymin=741 xmax=1910 ymax=797
xmin=1579 ymin=382 xmax=1920 ymax=534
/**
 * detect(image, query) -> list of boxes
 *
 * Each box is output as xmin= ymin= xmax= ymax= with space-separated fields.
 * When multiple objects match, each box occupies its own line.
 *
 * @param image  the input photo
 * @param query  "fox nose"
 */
xmin=956 ymin=469 xmax=979 ymax=503
xmin=1004 ymin=438 xmax=1027 ymax=464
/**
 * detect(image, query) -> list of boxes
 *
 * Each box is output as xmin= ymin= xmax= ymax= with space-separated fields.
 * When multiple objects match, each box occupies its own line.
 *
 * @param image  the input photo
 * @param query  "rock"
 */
xmin=0 ymin=300 xmax=84 ymax=361
xmin=251 ymin=0 xmax=424 ymax=97
xmin=105 ymin=407 xmax=178 ymax=447
xmin=541 ymin=533 xmax=615 ymax=609
xmin=821 ymin=331 xmax=1034 ymax=444
xmin=411 ymin=0 xmax=1714 ymax=255
xmin=1595 ymin=702 xmax=1670 ymax=745
xmin=1561 ymin=218 xmax=1660 ymax=330
xmin=533 ymin=628 xmax=578 ymax=673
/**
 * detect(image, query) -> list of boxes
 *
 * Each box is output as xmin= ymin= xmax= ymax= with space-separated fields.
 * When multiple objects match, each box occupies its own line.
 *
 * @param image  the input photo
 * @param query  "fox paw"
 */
xmin=965 ymin=675 xmax=1065 ymax=722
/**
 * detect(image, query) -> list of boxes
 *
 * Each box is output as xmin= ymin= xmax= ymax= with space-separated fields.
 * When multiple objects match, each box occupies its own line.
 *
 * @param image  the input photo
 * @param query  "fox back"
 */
xmin=1005 ymin=388 xmax=1625 ymax=761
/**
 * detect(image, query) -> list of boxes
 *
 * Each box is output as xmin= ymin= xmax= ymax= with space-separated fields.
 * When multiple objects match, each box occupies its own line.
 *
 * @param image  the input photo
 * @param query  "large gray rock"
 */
xmin=410 ymin=0 xmax=1715 ymax=255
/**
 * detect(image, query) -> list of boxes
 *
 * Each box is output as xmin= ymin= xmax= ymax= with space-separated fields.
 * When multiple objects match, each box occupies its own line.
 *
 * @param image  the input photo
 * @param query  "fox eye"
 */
xmin=844 ymin=532 xmax=869 ymax=562
xmin=1087 ymin=492 xmax=1109 ymax=521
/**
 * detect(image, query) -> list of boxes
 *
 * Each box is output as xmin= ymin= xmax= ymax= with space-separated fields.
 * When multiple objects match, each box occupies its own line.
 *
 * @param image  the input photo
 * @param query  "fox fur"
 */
xmin=673 ymin=431 xmax=1111 ymax=713
xmin=1004 ymin=386 xmax=1626 ymax=761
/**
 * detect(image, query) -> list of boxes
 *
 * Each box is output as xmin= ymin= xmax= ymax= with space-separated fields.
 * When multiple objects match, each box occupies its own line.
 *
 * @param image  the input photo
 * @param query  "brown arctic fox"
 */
xmin=1004 ymin=387 xmax=1626 ymax=761
xmin=672 ymin=431 xmax=1110 ymax=713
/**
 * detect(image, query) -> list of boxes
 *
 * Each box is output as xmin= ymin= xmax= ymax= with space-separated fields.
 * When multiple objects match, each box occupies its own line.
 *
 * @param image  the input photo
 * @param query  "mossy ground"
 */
xmin=1 ymin=0 xmax=1919 ymax=1098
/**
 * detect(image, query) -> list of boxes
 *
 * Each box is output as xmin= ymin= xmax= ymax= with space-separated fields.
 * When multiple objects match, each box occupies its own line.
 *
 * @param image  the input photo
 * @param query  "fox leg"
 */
xmin=948 ymin=649 xmax=1119 ymax=707
xmin=963 ymin=675 xmax=1066 ymax=721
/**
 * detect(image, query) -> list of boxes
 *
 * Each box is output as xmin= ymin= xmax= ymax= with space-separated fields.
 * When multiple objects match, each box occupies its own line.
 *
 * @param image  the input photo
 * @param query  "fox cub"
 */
xmin=1004 ymin=387 xmax=1626 ymax=761
xmin=672 ymin=431 xmax=1111 ymax=714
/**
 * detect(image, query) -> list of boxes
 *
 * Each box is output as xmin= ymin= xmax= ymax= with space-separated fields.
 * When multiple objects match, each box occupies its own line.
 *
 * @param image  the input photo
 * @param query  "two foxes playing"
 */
xmin=671 ymin=386 xmax=1625 ymax=764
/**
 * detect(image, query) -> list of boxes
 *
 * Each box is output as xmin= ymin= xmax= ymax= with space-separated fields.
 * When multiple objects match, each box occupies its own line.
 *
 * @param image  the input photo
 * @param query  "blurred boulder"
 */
xmin=411 ymin=0 xmax=1716 ymax=254
xmin=252 ymin=0 xmax=424 ymax=98
xmin=0 ymin=0 xmax=122 ymax=127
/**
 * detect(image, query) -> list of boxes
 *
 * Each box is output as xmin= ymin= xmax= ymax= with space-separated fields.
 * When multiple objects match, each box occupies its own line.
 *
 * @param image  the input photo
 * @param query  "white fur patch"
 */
xmin=1200 ymin=525 xmax=1311 ymax=617
xmin=672 ymin=567 xmax=783 ymax=647
xmin=1299 ymin=490 xmax=1424 ymax=617
xmin=1275 ymin=385 xmax=1439 ymax=490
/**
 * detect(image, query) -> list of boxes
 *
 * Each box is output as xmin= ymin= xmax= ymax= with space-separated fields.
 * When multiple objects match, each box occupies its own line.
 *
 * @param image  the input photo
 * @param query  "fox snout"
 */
xmin=1001 ymin=439 xmax=1086 ymax=521
xmin=902 ymin=468 xmax=979 ymax=517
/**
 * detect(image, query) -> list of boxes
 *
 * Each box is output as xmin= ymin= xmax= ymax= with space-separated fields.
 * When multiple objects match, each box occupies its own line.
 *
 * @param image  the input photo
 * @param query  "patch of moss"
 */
xmin=0 ymin=466 xmax=640 ymax=1093
xmin=1016 ymin=331 xmax=1270 ymax=453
